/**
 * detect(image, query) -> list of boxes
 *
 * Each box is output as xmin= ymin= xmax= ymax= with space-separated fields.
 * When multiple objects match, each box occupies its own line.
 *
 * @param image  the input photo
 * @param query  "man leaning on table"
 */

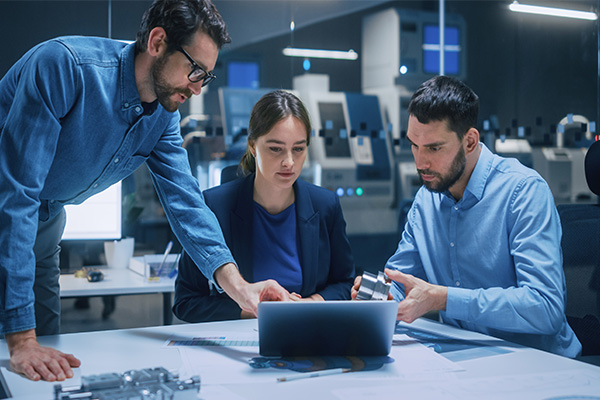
xmin=353 ymin=76 xmax=581 ymax=358
xmin=0 ymin=0 xmax=289 ymax=383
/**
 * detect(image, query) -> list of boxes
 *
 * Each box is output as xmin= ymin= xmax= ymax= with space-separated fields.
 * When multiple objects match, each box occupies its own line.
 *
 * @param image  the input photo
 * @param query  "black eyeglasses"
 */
xmin=177 ymin=46 xmax=216 ymax=86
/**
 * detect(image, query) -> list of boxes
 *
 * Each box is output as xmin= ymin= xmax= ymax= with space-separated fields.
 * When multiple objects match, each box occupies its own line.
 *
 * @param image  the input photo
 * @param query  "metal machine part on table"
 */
xmin=54 ymin=367 xmax=200 ymax=400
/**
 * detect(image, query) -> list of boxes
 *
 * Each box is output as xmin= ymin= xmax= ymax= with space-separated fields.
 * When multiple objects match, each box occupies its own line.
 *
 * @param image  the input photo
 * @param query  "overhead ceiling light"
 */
xmin=282 ymin=47 xmax=358 ymax=61
xmin=508 ymin=1 xmax=597 ymax=21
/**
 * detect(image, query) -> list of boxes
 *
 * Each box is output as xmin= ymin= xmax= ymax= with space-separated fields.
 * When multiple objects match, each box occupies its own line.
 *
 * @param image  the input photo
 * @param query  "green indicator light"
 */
xmin=356 ymin=187 xmax=364 ymax=196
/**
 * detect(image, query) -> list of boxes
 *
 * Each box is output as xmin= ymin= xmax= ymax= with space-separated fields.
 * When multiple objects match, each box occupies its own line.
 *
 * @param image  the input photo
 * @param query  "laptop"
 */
xmin=257 ymin=300 xmax=397 ymax=357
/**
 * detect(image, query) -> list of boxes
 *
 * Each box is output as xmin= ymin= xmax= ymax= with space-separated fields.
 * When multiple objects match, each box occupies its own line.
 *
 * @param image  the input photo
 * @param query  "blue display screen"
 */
xmin=423 ymin=25 xmax=460 ymax=75
xmin=227 ymin=61 xmax=259 ymax=89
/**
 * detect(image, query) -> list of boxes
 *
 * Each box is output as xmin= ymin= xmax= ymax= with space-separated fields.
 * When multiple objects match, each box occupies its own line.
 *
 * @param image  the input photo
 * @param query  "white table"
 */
xmin=59 ymin=267 xmax=175 ymax=325
xmin=1 ymin=318 xmax=599 ymax=400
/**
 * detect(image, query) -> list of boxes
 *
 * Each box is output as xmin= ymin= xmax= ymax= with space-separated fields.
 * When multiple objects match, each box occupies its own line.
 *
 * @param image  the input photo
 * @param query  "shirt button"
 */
xmin=450 ymin=242 xmax=455 ymax=247
xmin=454 ymin=206 xmax=459 ymax=211
xmin=114 ymin=157 xmax=120 ymax=164
xmin=50 ymin=200 xmax=55 ymax=204
xmin=124 ymin=102 xmax=129 ymax=107
xmin=135 ymin=106 xmax=142 ymax=113
xmin=456 ymin=281 xmax=461 ymax=287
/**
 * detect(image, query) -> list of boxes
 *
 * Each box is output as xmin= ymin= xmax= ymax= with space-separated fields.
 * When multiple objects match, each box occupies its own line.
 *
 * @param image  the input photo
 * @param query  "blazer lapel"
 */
xmin=295 ymin=181 xmax=319 ymax=297
xmin=230 ymin=175 xmax=255 ymax=281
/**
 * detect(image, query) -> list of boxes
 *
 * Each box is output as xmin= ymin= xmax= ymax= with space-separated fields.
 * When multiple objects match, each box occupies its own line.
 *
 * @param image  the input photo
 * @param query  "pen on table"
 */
xmin=167 ymin=252 xmax=182 ymax=279
xmin=277 ymin=368 xmax=352 ymax=383
xmin=155 ymin=241 xmax=173 ymax=278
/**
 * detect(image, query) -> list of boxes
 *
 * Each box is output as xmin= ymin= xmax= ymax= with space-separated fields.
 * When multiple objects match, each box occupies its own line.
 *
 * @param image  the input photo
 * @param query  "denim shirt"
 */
xmin=0 ymin=36 xmax=234 ymax=334
xmin=387 ymin=144 xmax=582 ymax=357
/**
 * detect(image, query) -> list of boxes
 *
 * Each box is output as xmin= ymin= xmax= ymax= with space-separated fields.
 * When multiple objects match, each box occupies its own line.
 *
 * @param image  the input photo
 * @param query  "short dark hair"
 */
xmin=135 ymin=0 xmax=231 ymax=55
xmin=408 ymin=76 xmax=479 ymax=140
xmin=240 ymin=90 xmax=312 ymax=175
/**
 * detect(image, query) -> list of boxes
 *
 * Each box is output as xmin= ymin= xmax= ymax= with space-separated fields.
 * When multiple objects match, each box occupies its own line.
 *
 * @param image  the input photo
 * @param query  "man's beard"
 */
xmin=418 ymin=145 xmax=466 ymax=193
xmin=151 ymin=54 xmax=193 ymax=113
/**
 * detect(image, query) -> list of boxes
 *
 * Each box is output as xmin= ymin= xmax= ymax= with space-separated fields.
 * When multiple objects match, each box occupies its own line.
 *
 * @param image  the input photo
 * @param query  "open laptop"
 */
xmin=257 ymin=300 xmax=397 ymax=357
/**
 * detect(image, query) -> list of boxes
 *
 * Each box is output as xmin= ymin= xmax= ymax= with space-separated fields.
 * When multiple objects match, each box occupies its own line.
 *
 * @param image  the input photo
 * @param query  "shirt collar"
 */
xmin=120 ymin=43 xmax=141 ymax=110
xmin=463 ymin=142 xmax=494 ymax=202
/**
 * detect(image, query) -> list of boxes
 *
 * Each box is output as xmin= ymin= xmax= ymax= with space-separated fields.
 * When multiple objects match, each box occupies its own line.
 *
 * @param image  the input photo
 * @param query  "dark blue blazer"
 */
xmin=173 ymin=174 xmax=356 ymax=322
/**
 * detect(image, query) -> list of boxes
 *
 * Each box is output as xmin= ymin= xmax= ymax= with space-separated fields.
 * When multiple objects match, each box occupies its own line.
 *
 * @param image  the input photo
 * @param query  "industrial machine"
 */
xmin=293 ymin=74 xmax=397 ymax=236
xmin=189 ymin=87 xmax=272 ymax=189
xmin=532 ymin=114 xmax=596 ymax=203
xmin=362 ymin=8 xmax=467 ymax=146
xmin=361 ymin=7 xmax=467 ymax=215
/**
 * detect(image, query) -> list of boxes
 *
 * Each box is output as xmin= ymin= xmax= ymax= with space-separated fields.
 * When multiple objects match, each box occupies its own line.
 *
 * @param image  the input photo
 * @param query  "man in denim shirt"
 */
xmin=0 ymin=0 xmax=289 ymax=382
xmin=353 ymin=76 xmax=581 ymax=358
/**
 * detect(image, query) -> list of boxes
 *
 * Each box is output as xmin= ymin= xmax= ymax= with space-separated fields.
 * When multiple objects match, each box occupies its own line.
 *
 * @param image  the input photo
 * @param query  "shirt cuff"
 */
xmin=390 ymin=282 xmax=405 ymax=302
xmin=1 ymin=304 xmax=36 ymax=336
xmin=203 ymin=253 xmax=237 ymax=294
xmin=445 ymin=287 xmax=472 ymax=321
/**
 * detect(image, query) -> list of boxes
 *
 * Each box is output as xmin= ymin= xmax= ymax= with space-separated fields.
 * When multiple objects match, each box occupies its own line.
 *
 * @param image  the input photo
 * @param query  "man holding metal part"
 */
xmin=0 ymin=0 xmax=288 ymax=382
xmin=353 ymin=76 xmax=581 ymax=358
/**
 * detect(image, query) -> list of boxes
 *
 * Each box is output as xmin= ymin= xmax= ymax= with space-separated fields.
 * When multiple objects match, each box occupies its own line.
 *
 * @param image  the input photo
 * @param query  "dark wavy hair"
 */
xmin=135 ymin=0 xmax=231 ymax=55
xmin=408 ymin=76 xmax=479 ymax=140
xmin=240 ymin=90 xmax=312 ymax=175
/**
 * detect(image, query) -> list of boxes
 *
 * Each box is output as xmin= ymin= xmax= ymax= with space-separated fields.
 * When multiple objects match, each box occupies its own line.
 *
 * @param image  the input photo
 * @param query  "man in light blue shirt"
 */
xmin=0 ymin=0 xmax=288 ymax=382
xmin=354 ymin=76 xmax=581 ymax=357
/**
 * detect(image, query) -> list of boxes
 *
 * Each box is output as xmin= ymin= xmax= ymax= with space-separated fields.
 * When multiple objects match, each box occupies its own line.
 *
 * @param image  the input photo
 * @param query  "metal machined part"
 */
xmin=54 ymin=367 xmax=200 ymax=400
xmin=356 ymin=271 xmax=391 ymax=301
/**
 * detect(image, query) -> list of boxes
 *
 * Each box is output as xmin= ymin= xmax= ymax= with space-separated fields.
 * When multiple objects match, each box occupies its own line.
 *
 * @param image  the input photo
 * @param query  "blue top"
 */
xmin=0 ymin=36 xmax=234 ymax=335
xmin=387 ymin=143 xmax=581 ymax=357
xmin=252 ymin=202 xmax=303 ymax=293
xmin=174 ymin=174 xmax=356 ymax=322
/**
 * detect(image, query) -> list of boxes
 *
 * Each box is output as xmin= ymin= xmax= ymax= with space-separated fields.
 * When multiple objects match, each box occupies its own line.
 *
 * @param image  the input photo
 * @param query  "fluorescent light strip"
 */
xmin=282 ymin=47 xmax=358 ymax=60
xmin=509 ymin=1 xmax=597 ymax=21
xmin=422 ymin=44 xmax=462 ymax=52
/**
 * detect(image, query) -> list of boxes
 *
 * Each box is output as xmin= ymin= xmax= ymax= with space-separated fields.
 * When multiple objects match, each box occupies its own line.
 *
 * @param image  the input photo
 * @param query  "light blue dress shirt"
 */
xmin=387 ymin=143 xmax=581 ymax=357
xmin=0 ymin=36 xmax=234 ymax=335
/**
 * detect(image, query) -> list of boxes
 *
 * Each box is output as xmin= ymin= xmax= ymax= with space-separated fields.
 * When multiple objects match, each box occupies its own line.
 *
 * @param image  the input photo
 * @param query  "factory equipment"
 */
xmin=362 ymin=8 xmax=467 ymax=145
xmin=190 ymin=87 xmax=272 ymax=189
xmin=294 ymin=74 xmax=397 ymax=235
xmin=532 ymin=114 xmax=596 ymax=203
xmin=361 ymin=7 xmax=467 ymax=215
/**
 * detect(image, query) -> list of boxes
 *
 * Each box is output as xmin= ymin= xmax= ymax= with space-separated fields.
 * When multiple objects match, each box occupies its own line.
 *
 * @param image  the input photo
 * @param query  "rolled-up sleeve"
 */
xmin=144 ymin=119 xmax=235 ymax=290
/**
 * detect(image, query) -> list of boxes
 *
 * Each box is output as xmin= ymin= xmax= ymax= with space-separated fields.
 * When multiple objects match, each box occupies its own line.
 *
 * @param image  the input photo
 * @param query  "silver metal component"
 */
xmin=356 ymin=271 xmax=391 ymax=300
xmin=54 ymin=367 xmax=200 ymax=400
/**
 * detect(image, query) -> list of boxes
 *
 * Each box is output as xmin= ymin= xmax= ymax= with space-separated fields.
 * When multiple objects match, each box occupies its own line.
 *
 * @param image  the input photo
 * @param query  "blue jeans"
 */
xmin=33 ymin=208 xmax=66 ymax=336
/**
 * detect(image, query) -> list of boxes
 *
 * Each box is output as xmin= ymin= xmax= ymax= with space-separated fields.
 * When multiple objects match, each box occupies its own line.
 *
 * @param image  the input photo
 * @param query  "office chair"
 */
xmin=559 ymin=140 xmax=600 ymax=362
xmin=220 ymin=164 xmax=243 ymax=185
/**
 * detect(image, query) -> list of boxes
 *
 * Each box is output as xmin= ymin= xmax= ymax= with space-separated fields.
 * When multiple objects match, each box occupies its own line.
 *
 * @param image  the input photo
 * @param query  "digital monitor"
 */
xmin=423 ymin=24 xmax=461 ymax=75
xmin=318 ymin=102 xmax=351 ymax=159
xmin=345 ymin=93 xmax=391 ymax=181
xmin=220 ymin=87 xmax=270 ymax=138
xmin=61 ymin=182 xmax=122 ymax=240
xmin=227 ymin=61 xmax=260 ymax=89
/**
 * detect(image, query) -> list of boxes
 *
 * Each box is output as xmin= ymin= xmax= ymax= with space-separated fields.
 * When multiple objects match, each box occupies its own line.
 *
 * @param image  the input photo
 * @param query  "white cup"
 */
xmin=104 ymin=237 xmax=135 ymax=268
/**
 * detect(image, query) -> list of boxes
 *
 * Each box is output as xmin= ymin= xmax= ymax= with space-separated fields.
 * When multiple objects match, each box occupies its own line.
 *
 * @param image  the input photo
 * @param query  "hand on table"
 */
xmin=6 ymin=329 xmax=80 ymax=382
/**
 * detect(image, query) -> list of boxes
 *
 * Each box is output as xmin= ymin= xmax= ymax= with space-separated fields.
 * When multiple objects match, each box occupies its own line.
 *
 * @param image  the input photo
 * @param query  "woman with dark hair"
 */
xmin=174 ymin=90 xmax=356 ymax=322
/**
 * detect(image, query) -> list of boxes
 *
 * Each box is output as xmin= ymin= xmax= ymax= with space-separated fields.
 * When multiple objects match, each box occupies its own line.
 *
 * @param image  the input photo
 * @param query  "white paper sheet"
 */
xmin=172 ymin=333 xmax=463 ymax=385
